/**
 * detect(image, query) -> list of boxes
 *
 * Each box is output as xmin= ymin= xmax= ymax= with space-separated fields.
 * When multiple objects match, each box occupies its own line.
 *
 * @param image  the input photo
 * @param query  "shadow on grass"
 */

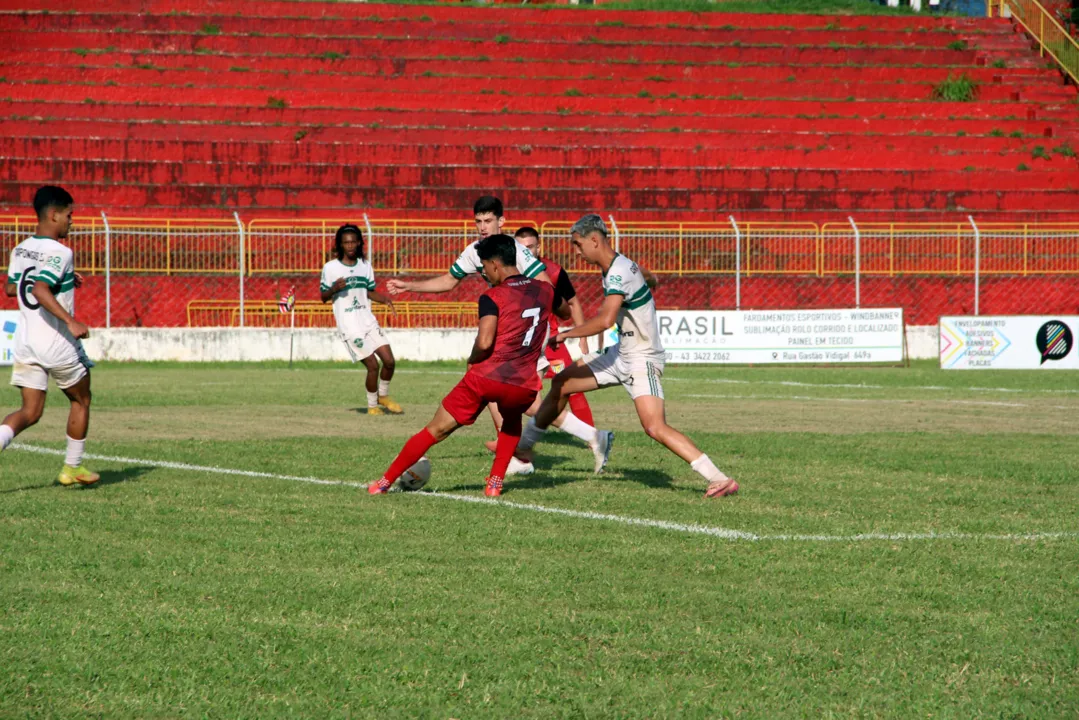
xmin=0 ymin=465 xmax=155 ymax=494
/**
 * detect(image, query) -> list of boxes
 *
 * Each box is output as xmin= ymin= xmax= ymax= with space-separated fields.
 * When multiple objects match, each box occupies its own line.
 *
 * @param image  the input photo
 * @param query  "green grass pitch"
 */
xmin=1 ymin=361 xmax=1077 ymax=717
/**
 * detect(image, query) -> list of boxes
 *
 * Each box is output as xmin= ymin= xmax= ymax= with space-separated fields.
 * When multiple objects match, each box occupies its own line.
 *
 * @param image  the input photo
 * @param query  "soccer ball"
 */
xmin=390 ymin=456 xmax=431 ymax=492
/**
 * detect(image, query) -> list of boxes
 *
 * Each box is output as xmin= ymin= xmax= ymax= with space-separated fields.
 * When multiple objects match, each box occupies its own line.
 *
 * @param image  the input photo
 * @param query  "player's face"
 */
xmin=340 ymin=232 xmax=360 ymax=260
xmin=516 ymin=233 xmax=539 ymax=255
xmin=570 ymin=232 xmax=599 ymax=265
xmin=53 ymin=205 xmax=73 ymax=239
xmin=474 ymin=212 xmax=504 ymax=239
xmin=480 ymin=257 xmax=504 ymax=285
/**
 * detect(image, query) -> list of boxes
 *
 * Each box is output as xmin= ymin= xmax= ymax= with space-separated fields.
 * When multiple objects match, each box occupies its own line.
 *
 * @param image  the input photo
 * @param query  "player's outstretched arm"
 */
xmin=640 ymin=266 xmax=660 ymax=289
xmin=554 ymin=294 xmax=622 ymax=345
xmin=386 ymin=273 xmax=461 ymax=296
xmin=32 ymin=282 xmax=88 ymax=339
xmin=566 ymin=297 xmax=589 ymax=354
xmin=466 ymin=314 xmax=498 ymax=366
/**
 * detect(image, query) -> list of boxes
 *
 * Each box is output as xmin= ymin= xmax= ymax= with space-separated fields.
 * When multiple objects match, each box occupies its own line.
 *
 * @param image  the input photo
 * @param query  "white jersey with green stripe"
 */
xmin=7 ymin=235 xmax=83 ymax=367
xmin=449 ymin=239 xmax=545 ymax=284
xmin=320 ymin=258 xmax=380 ymax=337
xmin=603 ymin=253 xmax=665 ymax=363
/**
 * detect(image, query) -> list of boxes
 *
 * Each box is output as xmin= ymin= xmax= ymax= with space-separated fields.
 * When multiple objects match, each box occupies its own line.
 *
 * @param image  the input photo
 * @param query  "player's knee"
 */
xmin=23 ymin=405 xmax=44 ymax=425
xmin=381 ymin=355 xmax=396 ymax=372
xmin=642 ymin=421 xmax=666 ymax=441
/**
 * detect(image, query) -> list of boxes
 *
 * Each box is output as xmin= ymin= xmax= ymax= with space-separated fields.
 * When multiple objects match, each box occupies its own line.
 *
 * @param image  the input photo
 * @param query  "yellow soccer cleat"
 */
xmin=367 ymin=405 xmax=386 ymax=416
xmin=378 ymin=396 xmax=403 ymax=414
xmin=58 ymin=465 xmax=100 ymax=486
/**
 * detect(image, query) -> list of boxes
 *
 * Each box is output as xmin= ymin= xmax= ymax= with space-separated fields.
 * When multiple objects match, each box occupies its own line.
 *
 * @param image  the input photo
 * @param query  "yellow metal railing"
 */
xmin=5 ymin=216 xmax=1079 ymax=278
xmin=989 ymin=0 xmax=1079 ymax=86
xmin=187 ymin=299 xmax=478 ymax=328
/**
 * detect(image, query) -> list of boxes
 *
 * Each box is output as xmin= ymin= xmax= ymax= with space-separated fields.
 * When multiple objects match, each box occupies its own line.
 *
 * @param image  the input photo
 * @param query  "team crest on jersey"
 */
xmin=551 ymin=360 xmax=565 ymax=374
xmin=47 ymin=255 xmax=61 ymax=270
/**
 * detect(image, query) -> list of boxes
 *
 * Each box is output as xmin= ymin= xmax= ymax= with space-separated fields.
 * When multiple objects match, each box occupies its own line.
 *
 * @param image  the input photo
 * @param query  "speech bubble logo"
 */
xmin=1036 ymin=321 xmax=1072 ymax=365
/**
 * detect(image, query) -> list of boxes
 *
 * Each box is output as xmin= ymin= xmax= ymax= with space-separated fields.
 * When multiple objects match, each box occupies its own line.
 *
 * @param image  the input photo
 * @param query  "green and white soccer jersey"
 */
xmin=448 ymin=239 xmax=546 ymax=283
xmin=7 ymin=235 xmax=92 ymax=390
xmin=585 ymin=253 xmax=666 ymax=399
xmin=319 ymin=258 xmax=388 ymax=361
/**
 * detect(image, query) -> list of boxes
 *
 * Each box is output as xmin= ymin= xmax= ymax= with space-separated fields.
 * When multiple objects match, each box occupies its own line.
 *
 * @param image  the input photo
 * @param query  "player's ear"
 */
xmin=497 ymin=216 xmax=505 ymax=231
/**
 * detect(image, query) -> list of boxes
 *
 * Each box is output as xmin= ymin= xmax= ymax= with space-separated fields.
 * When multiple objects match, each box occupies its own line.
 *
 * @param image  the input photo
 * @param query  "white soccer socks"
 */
xmin=518 ymin=418 xmax=547 ymax=451
xmin=691 ymin=454 xmax=729 ymax=483
xmin=378 ymin=379 xmax=391 ymax=397
xmin=558 ymin=412 xmax=598 ymax=446
xmin=0 ymin=424 xmax=14 ymax=452
xmin=65 ymin=435 xmax=86 ymax=468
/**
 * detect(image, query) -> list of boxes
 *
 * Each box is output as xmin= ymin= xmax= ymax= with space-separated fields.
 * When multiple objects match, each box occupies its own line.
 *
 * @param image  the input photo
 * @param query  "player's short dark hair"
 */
xmin=476 ymin=233 xmax=517 ymax=268
xmin=514 ymin=225 xmax=539 ymax=240
xmin=333 ymin=223 xmax=365 ymax=260
xmin=473 ymin=195 xmax=503 ymax=218
xmin=33 ymin=185 xmax=74 ymax=219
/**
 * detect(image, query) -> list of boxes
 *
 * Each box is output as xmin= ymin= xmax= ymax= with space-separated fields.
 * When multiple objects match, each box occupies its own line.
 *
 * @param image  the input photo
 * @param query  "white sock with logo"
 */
xmin=558 ymin=412 xmax=597 ymax=447
xmin=690 ymin=454 xmax=729 ymax=484
xmin=367 ymin=391 xmax=379 ymax=409
xmin=378 ymin=379 xmax=390 ymax=397
xmin=0 ymin=424 xmax=14 ymax=451
xmin=518 ymin=418 xmax=546 ymax=451
xmin=65 ymin=435 xmax=85 ymax=468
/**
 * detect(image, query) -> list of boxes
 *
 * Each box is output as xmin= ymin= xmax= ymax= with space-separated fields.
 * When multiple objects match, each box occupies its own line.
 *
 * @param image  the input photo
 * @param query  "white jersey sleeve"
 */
xmin=449 ymin=240 xmax=545 ymax=280
xmin=603 ymin=254 xmax=665 ymax=361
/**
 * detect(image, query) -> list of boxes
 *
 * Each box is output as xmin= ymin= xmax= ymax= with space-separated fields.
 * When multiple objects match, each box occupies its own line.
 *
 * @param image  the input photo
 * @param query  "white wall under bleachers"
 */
xmin=82 ymin=325 xmax=939 ymax=363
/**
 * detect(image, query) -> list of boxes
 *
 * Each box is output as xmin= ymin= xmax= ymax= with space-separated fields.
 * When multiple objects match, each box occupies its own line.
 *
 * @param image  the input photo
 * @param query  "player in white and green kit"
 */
xmin=0 ymin=186 xmax=99 ymax=486
xmin=320 ymin=224 xmax=401 ymax=415
xmin=516 ymin=214 xmax=739 ymax=499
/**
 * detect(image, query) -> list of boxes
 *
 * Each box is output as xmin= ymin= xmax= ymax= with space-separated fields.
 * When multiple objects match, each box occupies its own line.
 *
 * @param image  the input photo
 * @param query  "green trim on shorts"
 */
xmin=646 ymin=361 xmax=661 ymax=397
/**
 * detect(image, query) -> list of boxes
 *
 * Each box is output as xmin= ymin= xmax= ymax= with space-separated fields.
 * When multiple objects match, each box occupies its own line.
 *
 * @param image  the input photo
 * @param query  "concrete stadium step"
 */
xmin=5 ymin=51 xmax=1062 ymax=88
xmin=4 ymin=66 xmax=1069 ymax=104
xmin=7 ymin=157 xmax=1078 ymax=189
xmin=1 ymin=83 xmax=1053 ymax=122
xmin=3 ymin=30 xmax=980 ymax=66
xmin=5 ymin=2 xmax=1002 ymax=32
xmin=1 ymin=110 xmax=1059 ymax=143
xmin=7 ymin=136 xmax=1067 ymax=167
xmin=0 ymin=13 xmax=991 ymax=49
xmin=2 ymin=180 xmax=1076 ymax=214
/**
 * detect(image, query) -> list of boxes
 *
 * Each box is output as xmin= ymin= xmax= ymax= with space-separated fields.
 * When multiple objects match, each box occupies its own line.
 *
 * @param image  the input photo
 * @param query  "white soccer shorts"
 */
xmin=342 ymin=326 xmax=389 ymax=362
xmin=585 ymin=346 xmax=664 ymax=400
xmin=10 ymin=356 xmax=92 ymax=391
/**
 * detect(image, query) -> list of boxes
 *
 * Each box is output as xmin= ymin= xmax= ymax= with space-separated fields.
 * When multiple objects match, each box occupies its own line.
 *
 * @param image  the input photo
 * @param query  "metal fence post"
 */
xmin=234 ymin=212 xmax=245 ymax=327
xmin=848 ymin=216 xmax=861 ymax=309
xmin=363 ymin=213 xmax=375 ymax=269
xmin=969 ymin=215 xmax=980 ymax=316
xmin=729 ymin=215 xmax=741 ymax=311
xmin=608 ymin=214 xmax=619 ymax=253
xmin=100 ymin=211 xmax=111 ymax=328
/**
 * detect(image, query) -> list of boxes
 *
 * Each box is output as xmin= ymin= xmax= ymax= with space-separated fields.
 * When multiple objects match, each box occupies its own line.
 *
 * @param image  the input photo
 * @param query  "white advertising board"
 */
xmin=940 ymin=315 xmax=1079 ymax=370
xmin=602 ymin=308 xmax=905 ymax=364
xmin=0 ymin=310 xmax=18 ymax=366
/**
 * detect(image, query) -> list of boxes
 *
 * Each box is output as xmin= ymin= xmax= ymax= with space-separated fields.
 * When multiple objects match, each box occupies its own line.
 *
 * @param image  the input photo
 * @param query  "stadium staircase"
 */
xmin=2 ymin=0 xmax=1079 ymax=223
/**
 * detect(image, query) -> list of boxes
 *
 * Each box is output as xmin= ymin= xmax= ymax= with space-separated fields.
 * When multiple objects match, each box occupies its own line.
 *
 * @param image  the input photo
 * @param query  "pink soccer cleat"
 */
xmin=368 ymin=478 xmax=393 ymax=495
xmin=484 ymin=476 xmax=504 ymax=498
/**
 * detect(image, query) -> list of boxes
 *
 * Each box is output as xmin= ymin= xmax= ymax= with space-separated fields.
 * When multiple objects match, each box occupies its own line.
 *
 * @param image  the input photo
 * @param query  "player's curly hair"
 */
xmin=333 ymin=224 xmax=365 ymax=260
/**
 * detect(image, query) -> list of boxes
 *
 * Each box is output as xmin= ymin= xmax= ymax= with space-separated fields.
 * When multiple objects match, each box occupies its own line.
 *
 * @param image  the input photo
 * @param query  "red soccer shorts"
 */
xmin=442 ymin=371 xmax=538 ymax=429
xmin=544 ymin=340 xmax=574 ymax=379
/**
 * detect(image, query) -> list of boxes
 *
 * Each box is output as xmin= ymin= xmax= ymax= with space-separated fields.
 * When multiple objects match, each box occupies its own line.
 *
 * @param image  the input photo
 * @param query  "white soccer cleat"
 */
xmin=506 ymin=456 xmax=535 ymax=476
xmin=592 ymin=430 xmax=614 ymax=474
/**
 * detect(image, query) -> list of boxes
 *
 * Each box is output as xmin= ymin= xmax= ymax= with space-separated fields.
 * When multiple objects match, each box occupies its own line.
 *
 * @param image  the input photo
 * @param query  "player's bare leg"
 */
xmin=373 ymin=345 xmax=401 ymax=413
xmin=360 ymin=354 xmax=384 ymax=415
xmin=632 ymin=395 xmax=737 ymax=498
xmin=0 ymin=386 xmax=47 ymax=452
xmin=370 ymin=406 xmax=460 ymax=494
xmin=57 ymin=374 xmax=99 ymax=486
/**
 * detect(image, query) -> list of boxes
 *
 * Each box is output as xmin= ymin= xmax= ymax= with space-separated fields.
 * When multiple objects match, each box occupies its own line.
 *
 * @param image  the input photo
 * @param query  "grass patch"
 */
xmin=932 ymin=73 xmax=976 ymax=102
xmin=266 ymin=96 xmax=288 ymax=109
xmin=199 ymin=22 xmax=221 ymax=35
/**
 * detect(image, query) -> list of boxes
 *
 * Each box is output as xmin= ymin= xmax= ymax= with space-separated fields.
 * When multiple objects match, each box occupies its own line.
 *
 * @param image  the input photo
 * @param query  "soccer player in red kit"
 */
xmin=369 ymin=234 xmax=570 ymax=498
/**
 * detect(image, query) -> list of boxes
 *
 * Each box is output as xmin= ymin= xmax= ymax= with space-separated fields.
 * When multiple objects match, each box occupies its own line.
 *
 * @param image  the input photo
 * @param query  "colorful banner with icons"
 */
xmin=940 ymin=316 xmax=1079 ymax=369
xmin=1 ymin=311 xmax=19 ymax=366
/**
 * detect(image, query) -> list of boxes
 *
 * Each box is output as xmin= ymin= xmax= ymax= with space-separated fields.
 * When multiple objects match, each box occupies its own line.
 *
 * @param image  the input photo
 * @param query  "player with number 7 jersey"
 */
xmin=370 ymin=234 xmax=570 ymax=498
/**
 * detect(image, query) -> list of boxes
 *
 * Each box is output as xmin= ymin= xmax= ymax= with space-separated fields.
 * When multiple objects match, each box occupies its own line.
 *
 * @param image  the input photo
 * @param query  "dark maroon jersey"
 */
xmin=471 ymin=275 xmax=556 ymax=390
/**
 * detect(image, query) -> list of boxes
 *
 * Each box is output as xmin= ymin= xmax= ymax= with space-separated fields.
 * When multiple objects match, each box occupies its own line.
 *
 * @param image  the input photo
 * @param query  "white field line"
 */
xmin=666 ymin=376 xmax=1079 ymax=396
xmin=685 ymin=393 xmax=1078 ymax=411
xmin=11 ymin=444 xmax=1076 ymax=544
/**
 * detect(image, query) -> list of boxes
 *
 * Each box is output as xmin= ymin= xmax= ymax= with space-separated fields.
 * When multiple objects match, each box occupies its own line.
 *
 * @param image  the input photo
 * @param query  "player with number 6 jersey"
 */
xmin=1 ymin=185 xmax=99 ymax=486
xmin=370 ymin=234 xmax=571 ymax=498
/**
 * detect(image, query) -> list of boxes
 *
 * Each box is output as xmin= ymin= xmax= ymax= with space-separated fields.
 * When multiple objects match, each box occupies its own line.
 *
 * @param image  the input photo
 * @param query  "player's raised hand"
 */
xmin=331 ymin=277 xmax=348 ymax=294
xmin=67 ymin=319 xmax=90 ymax=339
xmin=386 ymin=278 xmax=409 ymax=295
xmin=548 ymin=332 xmax=564 ymax=350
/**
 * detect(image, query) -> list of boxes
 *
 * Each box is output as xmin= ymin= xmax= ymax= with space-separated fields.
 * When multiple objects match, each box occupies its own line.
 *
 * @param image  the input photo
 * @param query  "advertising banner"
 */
xmin=602 ymin=308 xmax=905 ymax=364
xmin=0 ymin=310 xmax=18 ymax=367
xmin=940 ymin=316 xmax=1079 ymax=369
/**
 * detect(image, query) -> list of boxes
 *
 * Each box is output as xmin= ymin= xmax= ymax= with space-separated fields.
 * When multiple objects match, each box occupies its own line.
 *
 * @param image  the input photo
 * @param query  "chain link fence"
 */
xmin=3 ymin=215 xmax=1078 ymax=329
